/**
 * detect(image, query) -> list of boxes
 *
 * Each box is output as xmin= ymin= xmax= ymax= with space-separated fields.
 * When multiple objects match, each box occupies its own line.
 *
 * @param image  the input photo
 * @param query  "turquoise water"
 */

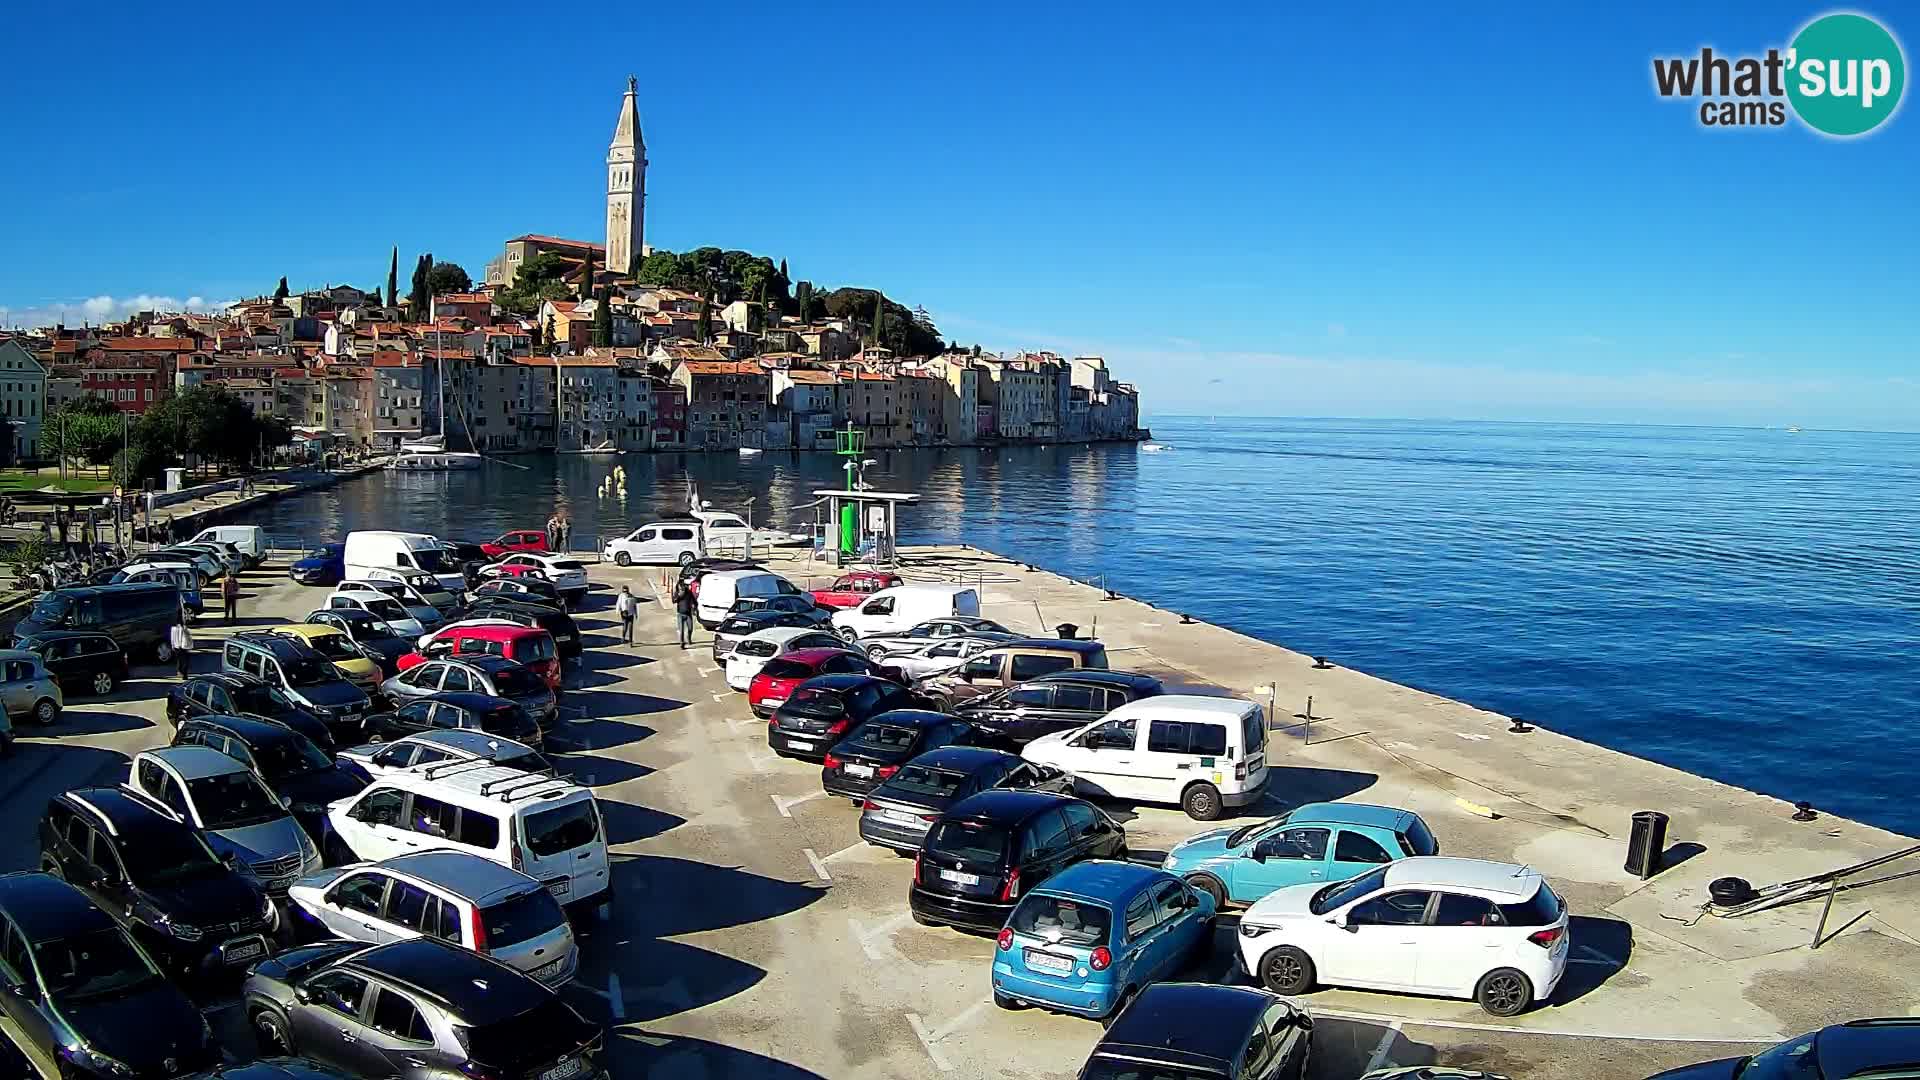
xmin=257 ymin=418 xmax=1920 ymax=836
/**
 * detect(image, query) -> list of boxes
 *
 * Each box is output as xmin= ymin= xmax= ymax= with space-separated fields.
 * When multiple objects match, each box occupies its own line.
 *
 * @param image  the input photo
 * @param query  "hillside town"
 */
xmin=0 ymin=78 xmax=1142 ymax=463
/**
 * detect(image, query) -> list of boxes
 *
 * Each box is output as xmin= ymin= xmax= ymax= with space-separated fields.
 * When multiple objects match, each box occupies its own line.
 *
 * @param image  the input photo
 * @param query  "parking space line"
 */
xmin=849 ymin=914 xmax=910 ymax=961
xmin=697 ymin=665 xmax=718 ymax=676
xmin=803 ymin=848 xmax=832 ymax=882
xmin=905 ymin=1012 xmax=953 ymax=1072
xmin=742 ymin=750 xmax=768 ymax=774
xmin=1363 ymin=1019 xmax=1403 ymax=1073
xmin=773 ymin=791 xmax=827 ymax=817
xmin=1573 ymin=945 xmax=1621 ymax=967
xmin=710 ymin=691 xmax=731 ymax=702
xmin=1307 ymin=1007 xmax=1782 ymax=1044
xmin=820 ymin=842 xmax=865 ymax=863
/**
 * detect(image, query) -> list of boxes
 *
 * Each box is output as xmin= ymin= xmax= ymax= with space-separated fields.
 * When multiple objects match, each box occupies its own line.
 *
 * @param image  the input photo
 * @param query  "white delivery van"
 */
xmin=1022 ymin=695 xmax=1270 ymax=821
xmin=344 ymin=530 xmax=466 ymax=593
xmin=832 ymin=584 xmax=982 ymax=640
xmin=695 ymin=570 xmax=803 ymax=628
xmin=189 ymin=525 xmax=267 ymax=566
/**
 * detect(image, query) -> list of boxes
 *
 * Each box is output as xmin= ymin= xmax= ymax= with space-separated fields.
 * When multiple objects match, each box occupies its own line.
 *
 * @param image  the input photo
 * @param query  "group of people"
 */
xmin=544 ymin=513 xmax=574 ymax=551
xmin=609 ymin=579 xmax=696 ymax=649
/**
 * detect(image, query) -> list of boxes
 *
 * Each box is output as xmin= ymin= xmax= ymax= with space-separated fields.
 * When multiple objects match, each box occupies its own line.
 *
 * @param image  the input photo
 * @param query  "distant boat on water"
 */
xmin=1786 ymin=426 xmax=1803 ymax=434
xmin=738 ymin=447 xmax=763 ymax=456
xmin=389 ymin=450 xmax=483 ymax=471
xmin=1142 ymin=442 xmax=1172 ymax=453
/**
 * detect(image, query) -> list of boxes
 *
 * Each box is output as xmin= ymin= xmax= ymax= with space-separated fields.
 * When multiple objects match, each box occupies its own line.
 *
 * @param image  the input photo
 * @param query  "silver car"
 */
xmin=876 ymin=632 xmax=1019 ymax=679
xmin=336 ymin=729 xmax=554 ymax=779
xmin=0 ymin=648 xmax=63 ymax=729
xmin=286 ymin=850 xmax=579 ymax=985
xmin=126 ymin=747 xmax=322 ymax=895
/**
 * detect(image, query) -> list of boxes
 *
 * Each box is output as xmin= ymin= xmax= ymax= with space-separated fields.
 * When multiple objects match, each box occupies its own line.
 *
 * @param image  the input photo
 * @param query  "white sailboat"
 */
xmin=390 ymin=377 xmax=483 ymax=469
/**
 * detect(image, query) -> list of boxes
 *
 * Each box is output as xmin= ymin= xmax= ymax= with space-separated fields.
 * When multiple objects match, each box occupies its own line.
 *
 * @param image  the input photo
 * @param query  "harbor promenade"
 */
xmin=0 ymin=542 xmax=1913 ymax=1079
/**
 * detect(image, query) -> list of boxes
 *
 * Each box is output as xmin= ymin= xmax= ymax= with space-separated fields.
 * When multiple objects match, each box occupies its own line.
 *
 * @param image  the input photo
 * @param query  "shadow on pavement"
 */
xmin=0 ymin=744 xmax=135 ymax=870
xmin=23 ymin=709 xmax=156 ymax=738
xmin=1305 ymin=1016 xmax=1444 ymax=1078
xmin=612 ymin=853 xmax=826 ymax=937
xmin=599 ymin=801 xmax=686 ymax=845
xmin=557 ymin=719 xmax=656 ymax=754
xmin=1555 ymin=915 xmax=1634 ymax=1005
xmin=604 ymin=1028 xmax=830 ymax=1080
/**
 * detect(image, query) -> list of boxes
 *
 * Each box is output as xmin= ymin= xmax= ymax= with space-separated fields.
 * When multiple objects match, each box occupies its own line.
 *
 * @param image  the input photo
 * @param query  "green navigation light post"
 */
xmin=835 ymin=423 xmax=865 ymax=558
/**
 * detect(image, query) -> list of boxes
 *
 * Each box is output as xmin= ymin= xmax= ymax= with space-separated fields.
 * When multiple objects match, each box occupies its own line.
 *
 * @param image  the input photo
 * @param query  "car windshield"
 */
xmin=489 ymin=667 xmax=544 ymax=696
xmin=35 ymin=927 xmax=162 ymax=1001
xmin=283 ymin=657 xmax=338 ymax=686
xmin=250 ymin=733 xmax=334 ymax=782
xmin=186 ymin=771 xmax=288 ymax=829
xmin=733 ymin=640 xmax=779 ymax=660
xmin=551 ymin=560 xmax=585 ymax=572
xmin=28 ymin=595 xmax=72 ymax=624
xmin=300 ymin=635 xmax=359 ymax=661
xmin=479 ymin=707 xmax=524 ymax=734
xmin=881 ymin=765 xmax=969 ymax=799
xmin=843 ymin=723 xmax=919 ymax=753
xmin=925 ymin=819 xmax=1009 ymax=866
xmin=1311 ymin=865 xmax=1389 ymax=915
xmin=233 ymin=683 xmax=297 ymax=714
xmin=410 ymin=548 xmax=455 ymax=574
xmin=119 ymin=827 xmax=227 ymax=886
xmin=782 ymin=688 xmax=844 ymax=717
xmin=718 ymin=617 xmax=763 ymax=635
xmin=759 ymin=658 xmax=815 ymax=680
xmin=1227 ymin=811 xmax=1292 ymax=849
xmin=1010 ymin=894 xmax=1110 ymax=947
xmin=363 ymin=597 xmax=409 ymax=621
xmin=455 ymin=998 xmax=597 ymax=1071
xmin=1079 ymin=1060 xmax=1216 ymax=1080
xmin=480 ymin=889 xmax=567 ymax=949
xmin=1734 ymin=1033 xmax=1821 ymax=1080
xmin=360 ymin=619 xmax=405 ymax=640
xmin=522 ymin=800 xmax=600 ymax=857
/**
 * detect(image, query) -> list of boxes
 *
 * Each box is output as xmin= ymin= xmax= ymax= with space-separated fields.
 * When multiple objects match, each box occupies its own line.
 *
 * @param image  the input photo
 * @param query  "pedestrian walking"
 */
xmin=673 ymin=578 xmax=695 ymax=649
xmin=221 ymin=572 xmax=241 ymax=625
xmin=616 ymin=586 xmax=637 ymax=645
xmin=170 ymin=618 xmax=193 ymax=679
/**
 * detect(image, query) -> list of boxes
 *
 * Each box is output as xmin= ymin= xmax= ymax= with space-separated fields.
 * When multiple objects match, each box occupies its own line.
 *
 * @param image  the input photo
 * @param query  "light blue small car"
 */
xmin=991 ymin=860 xmax=1214 ymax=1021
xmin=1161 ymin=801 xmax=1438 ymax=908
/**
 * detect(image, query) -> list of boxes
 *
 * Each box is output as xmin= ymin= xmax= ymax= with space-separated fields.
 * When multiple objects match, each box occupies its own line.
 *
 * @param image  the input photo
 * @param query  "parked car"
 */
xmin=323 ymin=587 xmax=427 ymax=638
xmin=909 ymin=790 xmax=1127 ymax=934
xmin=405 ymin=623 xmax=561 ymax=691
xmin=1645 ymin=1018 xmax=1920 ymax=1079
xmin=359 ymin=693 xmax=543 ymax=749
xmin=168 ymin=672 xmax=336 ymax=749
xmin=470 ymin=576 xmax=563 ymax=607
xmin=303 ymin=609 xmax=413 ymax=677
xmin=335 ymin=730 xmax=553 ymax=780
xmin=918 ymin=638 xmax=1111 ymax=708
xmin=187 ymin=525 xmax=267 ymax=567
xmin=850 ymin=615 xmax=1010 ymax=658
xmin=1025 ymin=695 xmax=1269 ymax=821
xmin=290 ymin=544 xmax=346 ymax=587
xmin=694 ymin=570 xmax=805 ymax=629
xmin=1163 ymin=802 xmax=1440 ymax=908
xmin=1237 ymin=856 xmax=1569 ymax=1016
xmin=712 ymin=607 xmax=834 ymax=662
xmin=873 ymin=632 xmax=1019 ymax=681
xmin=478 ymin=554 xmax=589 ymax=607
xmin=221 ymin=634 xmax=373 ymax=745
xmin=171 ymin=715 xmax=370 ymax=840
xmin=343 ymin=531 xmax=466 ymax=594
xmin=364 ymin=571 xmax=463 ymax=618
xmin=324 ymin=767 xmax=609 ymax=917
xmin=604 ymin=521 xmax=703 ymax=567
xmin=261 ymin=625 xmax=384 ymax=695
xmin=13 ymin=631 xmax=126 ymax=698
xmin=175 ymin=1059 xmax=359 ymax=1080
xmin=12 ymin=583 xmax=181 ymax=662
xmin=858 ymin=746 xmax=1075 ymax=853
xmin=380 ymin=657 xmax=557 ymax=733
xmin=991 ymin=861 xmax=1214 ymax=1020
xmin=0 ymin=650 xmax=63 ymax=727
xmin=956 ymin=670 xmax=1163 ymax=747
xmin=822 ymin=710 xmax=975 ymax=802
xmin=463 ymin=597 xmax=581 ymax=660
xmin=147 ymin=546 xmax=223 ymax=584
xmin=748 ymin=648 xmax=896 ymax=719
xmin=1079 ymin=982 xmax=1313 ymax=1080
xmin=109 ymin=562 xmax=203 ymax=615
xmin=810 ymin=571 xmax=904 ymax=609
xmin=479 ymin=530 xmax=550 ymax=558
xmin=240 ymin=937 xmax=604 ymax=1080
xmin=0 ymin=872 xmax=219 ymax=1080
xmin=39 ymin=787 xmax=276 ymax=979
xmin=286 ymin=851 xmax=577 ymax=985
xmin=126 ymin=747 xmax=323 ymax=896
xmin=832 ymin=585 xmax=983 ymax=641
xmin=723 ymin=626 xmax=848 ymax=691
xmin=766 ymin=673 xmax=934 ymax=761
xmin=675 ymin=557 xmax=761 ymax=595
xmin=173 ymin=542 xmax=246 ymax=578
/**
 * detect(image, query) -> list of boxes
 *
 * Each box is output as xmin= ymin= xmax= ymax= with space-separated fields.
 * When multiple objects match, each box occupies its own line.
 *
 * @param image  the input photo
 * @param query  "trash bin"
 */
xmin=1055 ymin=622 xmax=1079 ymax=640
xmin=1625 ymin=810 xmax=1670 ymax=879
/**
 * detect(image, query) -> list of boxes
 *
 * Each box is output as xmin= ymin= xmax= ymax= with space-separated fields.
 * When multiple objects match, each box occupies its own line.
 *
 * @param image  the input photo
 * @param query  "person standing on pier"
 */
xmin=616 ymin=585 xmax=637 ymax=645
xmin=221 ymin=572 xmax=241 ymax=625
xmin=545 ymin=514 xmax=560 ymax=550
xmin=673 ymin=577 xmax=695 ymax=649
xmin=169 ymin=617 xmax=193 ymax=679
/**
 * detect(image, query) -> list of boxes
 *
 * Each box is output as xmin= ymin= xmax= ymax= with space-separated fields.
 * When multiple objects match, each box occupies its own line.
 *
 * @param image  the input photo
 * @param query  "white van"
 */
xmin=188 ymin=525 xmax=267 ymax=566
xmin=344 ymin=530 xmax=466 ymax=593
xmin=695 ymin=569 xmax=803 ymax=628
xmin=1022 ymin=695 xmax=1269 ymax=821
xmin=324 ymin=761 xmax=612 ymax=918
xmin=603 ymin=521 xmax=704 ymax=566
xmin=832 ymin=584 xmax=981 ymax=640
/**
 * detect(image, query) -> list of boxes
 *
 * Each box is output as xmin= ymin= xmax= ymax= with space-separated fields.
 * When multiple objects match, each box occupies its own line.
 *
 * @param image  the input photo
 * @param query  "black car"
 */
xmin=362 ymin=692 xmax=541 ymax=748
xmin=822 ymin=710 xmax=974 ymax=802
xmin=170 ymin=716 xmax=370 ymax=840
xmin=443 ymin=540 xmax=491 ymax=587
xmin=956 ymin=671 xmax=1165 ymax=747
xmin=1082 ymin=983 xmax=1311 ymax=1080
xmin=470 ymin=577 xmax=563 ymax=606
xmin=908 ymin=789 xmax=1127 ymax=933
xmin=178 ymin=1059 xmax=360 ymax=1080
xmin=241 ymin=937 xmax=603 ymax=1080
xmin=39 ymin=788 xmax=275 ymax=980
xmin=463 ymin=598 xmax=581 ymax=659
xmin=857 ymin=746 xmax=1075 ymax=853
xmin=0 ymin=871 xmax=218 ymax=1080
xmin=1647 ymin=1018 xmax=1920 ymax=1079
xmin=301 ymin=610 xmax=412 ymax=678
xmin=14 ymin=631 xmax=128 ymax=698
xmin=768 ymin=674 xmax=935 ymax=761
xmin=169 ymin=673 xmax=336 ymax=750
xmin=11 ymin=583 xmax=181 ymax=663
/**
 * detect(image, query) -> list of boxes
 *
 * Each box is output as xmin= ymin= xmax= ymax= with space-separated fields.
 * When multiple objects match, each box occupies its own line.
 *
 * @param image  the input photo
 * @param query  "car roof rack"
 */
xmin=413 ymin=757 xmax=497 ymax=781
xmin=480 ymin=772 xmax=572 ymax=801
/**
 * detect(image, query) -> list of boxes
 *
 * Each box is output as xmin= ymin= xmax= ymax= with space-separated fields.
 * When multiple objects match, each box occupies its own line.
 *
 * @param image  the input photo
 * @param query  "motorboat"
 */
xmin=738 ymin=447 xmax=762 ymax=456
xmin=1142 ymin=442 xmax=1172 ymax=453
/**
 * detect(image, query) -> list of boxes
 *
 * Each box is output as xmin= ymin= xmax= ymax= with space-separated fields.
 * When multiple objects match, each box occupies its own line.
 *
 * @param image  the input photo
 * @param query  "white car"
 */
xmin=479 ymin=553 xmax=590 ymax=605
xmin=604 ymin=521 xmax=704 ymax=567
xmin=324 ymin=586 xmax=426 ymax=637
xmin=1236 ymin=856 xmax=1569 ymax=1016
xmin=334 ymin=729 xmax=554 ymax=779
xmin=876 ymin=632 xmax=1019 ymax=679
xmin=724 ymin=626 xmax=848 ymax=690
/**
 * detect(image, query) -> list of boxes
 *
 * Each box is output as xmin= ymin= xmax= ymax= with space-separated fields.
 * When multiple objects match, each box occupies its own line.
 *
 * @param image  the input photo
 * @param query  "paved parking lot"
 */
xmin=5 ymin=551 xmax=1917 ymax=1079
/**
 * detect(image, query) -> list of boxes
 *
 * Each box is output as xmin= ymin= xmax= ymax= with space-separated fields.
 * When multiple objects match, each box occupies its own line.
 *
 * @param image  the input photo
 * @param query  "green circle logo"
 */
xmin=1787 ymin=13 xmax=1906 ymax=136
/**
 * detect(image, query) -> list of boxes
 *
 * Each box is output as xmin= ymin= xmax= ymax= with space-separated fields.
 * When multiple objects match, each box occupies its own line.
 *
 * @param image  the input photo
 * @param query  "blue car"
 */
xmin=1160 ymin=801 xmax=1438 ymax=908
xmin=991 ymin=860 xmax=1214 ymax=1020
xmin=289 ymin=543 xmax=345 ymax=586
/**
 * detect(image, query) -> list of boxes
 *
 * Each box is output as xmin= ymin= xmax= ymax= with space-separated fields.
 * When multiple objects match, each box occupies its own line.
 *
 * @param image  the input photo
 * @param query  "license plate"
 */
xmin=1024 ymin=949 xmax=1073 ymax=975
xmin=879 ymin=809 xmax=919 ymax=825
xmin=544 ymin=877 xmax=571 ymax=896
xmin=541 ymin=1058 xmax=584 ymax=1080
xmin=786 ymin=735 xmax=813 ymax=746
xmin=762 ymin=697 xmax=786 ymax=708
xmin=844 ymin=763 xmax=873 ymax=778
xmin=221 ymin=939 xmax=265 ymax=964
xmin=939 ymin=869 xmax=979 ymax=886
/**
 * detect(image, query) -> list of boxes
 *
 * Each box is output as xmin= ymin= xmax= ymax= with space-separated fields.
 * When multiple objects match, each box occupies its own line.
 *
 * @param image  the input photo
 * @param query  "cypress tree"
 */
xmin=591 ymin=286 xmax=612 ymax=348
xmin=578 ymin=247 xmax=596 ymax=299
xmin=386 ymin=246 xmax=399 ymax=308
xmin=866 ymin=290 xmax=884 ymax=346
xmin=795 ymin=281 xmax=812 ymax=324
xmin=409 ymin=254 xmax=432 ymax=322
xmin=273 ymin=277 xmax=289 ymax=301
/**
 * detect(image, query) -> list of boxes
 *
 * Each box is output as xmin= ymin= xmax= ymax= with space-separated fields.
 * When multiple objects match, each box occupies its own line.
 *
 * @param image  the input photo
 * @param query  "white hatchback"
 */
xmin=480 ymin=554 xmax=590 ymax=605
xmin=1236 ymin=856 xmax=1569 ymax=1016
xmin=723 ymin=626 xmax=847 ymax=690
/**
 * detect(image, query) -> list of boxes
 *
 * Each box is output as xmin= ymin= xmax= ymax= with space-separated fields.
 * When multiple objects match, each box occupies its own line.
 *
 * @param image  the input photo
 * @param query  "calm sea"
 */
xmin=255 ymin=418 xmax=1920 ymax=837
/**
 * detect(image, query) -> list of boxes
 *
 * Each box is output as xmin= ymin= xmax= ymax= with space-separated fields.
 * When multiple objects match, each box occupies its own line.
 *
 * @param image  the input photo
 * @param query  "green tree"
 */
xmin=44 ymin=398 xmax=125 ymax=470
xmin=387 ymin=246 xmax=399 ymax=307
xmin=696 ymin=286 xmax=712 ymax=344
xmin=110 ymin=440 xmax=168 ymax=488
xmin=426 ymin=262 xmax=471 ymax=295
xmin=273 ymin=277 xmax=289 ymax=301
xmin=576 ymin=248 xmax=596 ymax=300
xmin=496 ymin=252 xmax=576 ymax=317
xmin=591 ymin=286 xmax=612 ymax=348
xmin=409 ymin=254 xmax=433 ymax=322
xmin=866 ymin=291 xmax=884 ymax=346
xmin=636 ymin=251 xmax=682 ymax=286
xmin=795 ymin=281 xmax=813 ymax=323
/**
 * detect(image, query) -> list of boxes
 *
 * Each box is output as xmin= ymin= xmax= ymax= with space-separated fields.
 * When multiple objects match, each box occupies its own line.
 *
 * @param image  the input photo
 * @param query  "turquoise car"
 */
xmin=1160 ymin=801 xmax=1438 ymax=907
xmin=991 ymin=860 xmax=1215 ymax=1020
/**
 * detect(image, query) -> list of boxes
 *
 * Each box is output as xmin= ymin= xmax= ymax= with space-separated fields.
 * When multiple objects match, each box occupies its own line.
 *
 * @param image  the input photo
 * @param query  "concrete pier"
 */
xmin=2 ymin=541 xmax=1914 ymax=1079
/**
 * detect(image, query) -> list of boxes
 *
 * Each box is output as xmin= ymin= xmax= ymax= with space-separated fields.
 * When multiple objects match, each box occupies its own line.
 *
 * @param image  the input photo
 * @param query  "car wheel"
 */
xmin=1259 ymin=946 xmax=1315 ymax=995
xmin=1187 ymin=873 xmax=1227 ymax=910
xmin=155 ymin=640 xmax=174 ymax=663
xmin=678 ymin=552 xmax=695 ymax=566
xmin=91 ymin=671 xmax=114 ymax=695
xmin=33 ymin=698 xmax=59 ymax=726
xmin=251 ymin=1007 xmax=294 ymax=1055
xmin=992 ymin=990 xmax=1027 ymax=1010
xmin=864 ymin=645 xmax=889 ymax=659
xmin=614 ymin=551 xmax=631 ymax=567
xmin=1101 ymin=986 xmax=1137 ymax=1028
xmin=1475 ymin=967 xmax=1534 ymax=1016
xmin=1181 ymin=781 xmax=1223 ymax=821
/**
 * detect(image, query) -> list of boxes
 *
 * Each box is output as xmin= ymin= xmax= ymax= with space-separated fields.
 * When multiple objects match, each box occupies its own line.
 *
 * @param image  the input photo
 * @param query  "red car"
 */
xmin=810 ymin=571 xmax=904 ymax=609
xmin=397 ymin=623 xmax=563 ymax=690
xmin=480 ymin=529 xmax=551 ymax=558
xmin=748 ymin=648 xmax=881 ymax=718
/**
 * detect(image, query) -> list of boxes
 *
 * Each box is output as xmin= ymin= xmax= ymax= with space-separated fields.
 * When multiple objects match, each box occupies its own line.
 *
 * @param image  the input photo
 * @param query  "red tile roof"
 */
xmin=100 ymin=336 xmax=193 ymax=352
xmin=510 ymin=234 xmax=606 ymax=252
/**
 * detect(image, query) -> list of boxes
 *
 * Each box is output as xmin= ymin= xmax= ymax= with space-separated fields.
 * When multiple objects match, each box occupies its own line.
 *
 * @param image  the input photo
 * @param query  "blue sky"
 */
xmin=2 ymin=3 xmax=1914 ymax=428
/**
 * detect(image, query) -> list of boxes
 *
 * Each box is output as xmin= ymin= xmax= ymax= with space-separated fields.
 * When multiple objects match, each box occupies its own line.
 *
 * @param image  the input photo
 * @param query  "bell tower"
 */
xmin=606 ymin=76 xmax=647 ymax=276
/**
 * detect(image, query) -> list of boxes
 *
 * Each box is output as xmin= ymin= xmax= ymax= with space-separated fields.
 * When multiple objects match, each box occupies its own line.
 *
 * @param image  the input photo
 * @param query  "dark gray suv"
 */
xmin=955 ymin=670 xmax=1163 ymax=747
